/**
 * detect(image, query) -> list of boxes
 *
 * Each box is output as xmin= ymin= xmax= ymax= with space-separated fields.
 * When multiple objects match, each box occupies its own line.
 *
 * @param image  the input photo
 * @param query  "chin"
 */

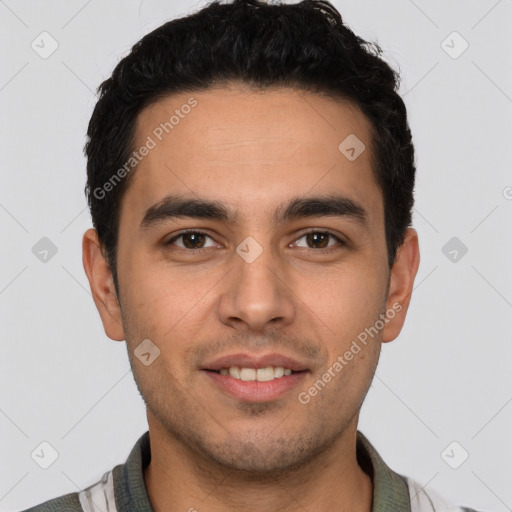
xmin=195 ymin=430 xmax=336 ymax=476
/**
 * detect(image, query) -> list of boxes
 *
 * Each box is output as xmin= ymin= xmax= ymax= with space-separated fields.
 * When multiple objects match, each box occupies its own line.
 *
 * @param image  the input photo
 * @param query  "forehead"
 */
xmin=121 ymin=86 xmax=382 ymax=227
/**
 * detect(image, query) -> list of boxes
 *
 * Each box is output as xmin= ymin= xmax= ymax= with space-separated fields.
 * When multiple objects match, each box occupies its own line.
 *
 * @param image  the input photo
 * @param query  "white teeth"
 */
xmin=240 ymin=368 xmax=256 ymax=381
xmin=229 ymin=366 xmax=240 ymax=379
xmin=218 ymin=366 xmax=295 ymax=381
xmin=274 ymin=367 xmax=284 ymax=378
xmin=256 ymin=367 xmax=274 ymax=381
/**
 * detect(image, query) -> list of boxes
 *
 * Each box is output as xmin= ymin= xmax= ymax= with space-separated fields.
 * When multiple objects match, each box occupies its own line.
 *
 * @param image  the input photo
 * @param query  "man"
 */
xmin=23 ymin=0 xmax=484 ymax=511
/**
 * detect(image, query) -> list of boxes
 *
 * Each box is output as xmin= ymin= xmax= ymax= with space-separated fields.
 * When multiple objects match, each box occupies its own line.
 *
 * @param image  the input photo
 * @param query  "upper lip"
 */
xmin=202 ymin=352 xmax=309 ymax=372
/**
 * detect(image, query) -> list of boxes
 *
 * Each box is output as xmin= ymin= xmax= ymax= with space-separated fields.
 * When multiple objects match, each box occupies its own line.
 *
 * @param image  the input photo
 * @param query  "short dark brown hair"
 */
xmin=85 ymin=0 xmax=416 ymax=296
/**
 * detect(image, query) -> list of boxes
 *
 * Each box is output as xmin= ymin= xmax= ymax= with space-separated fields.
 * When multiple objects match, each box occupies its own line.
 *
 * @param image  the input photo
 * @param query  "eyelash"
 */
xmin=165 ymin=229 xmax=346 ymax=253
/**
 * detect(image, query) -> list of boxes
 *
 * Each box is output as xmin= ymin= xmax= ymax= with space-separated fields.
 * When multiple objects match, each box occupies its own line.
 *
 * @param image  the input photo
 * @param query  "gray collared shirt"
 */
xmin=22 ymin=430 xmax=484 ymax=512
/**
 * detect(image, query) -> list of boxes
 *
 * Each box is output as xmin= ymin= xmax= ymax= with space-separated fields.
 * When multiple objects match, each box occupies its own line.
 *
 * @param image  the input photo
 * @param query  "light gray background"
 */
xmin=1 ymin=0 xmax=511 ymax=510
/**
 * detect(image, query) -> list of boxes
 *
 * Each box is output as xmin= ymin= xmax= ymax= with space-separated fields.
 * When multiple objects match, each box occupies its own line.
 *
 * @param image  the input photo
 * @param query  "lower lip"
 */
xmin=202 ymin=370 xmax=308 ymax=402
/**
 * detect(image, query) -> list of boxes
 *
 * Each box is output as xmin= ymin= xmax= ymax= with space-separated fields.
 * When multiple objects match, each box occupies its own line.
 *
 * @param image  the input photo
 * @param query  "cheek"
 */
xmin=120 ymin=260 xmax=215 ymax=364
xmin=295 ymin=264 xmax=386 ymax=337
xmin=123 ymin=247 xmax=207 ymax=313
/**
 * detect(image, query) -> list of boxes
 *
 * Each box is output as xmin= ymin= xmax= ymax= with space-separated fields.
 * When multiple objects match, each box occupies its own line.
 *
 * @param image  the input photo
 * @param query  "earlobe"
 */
xmin=381 ymin=228 xmax=420 ymax=343
xmin=82 ymin=228 xmax=125 ymax=341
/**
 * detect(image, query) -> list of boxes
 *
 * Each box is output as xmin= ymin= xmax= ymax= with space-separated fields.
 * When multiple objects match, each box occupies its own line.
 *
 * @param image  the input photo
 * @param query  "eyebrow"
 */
xmin=139 ymin=193 xmax=369 ymax=230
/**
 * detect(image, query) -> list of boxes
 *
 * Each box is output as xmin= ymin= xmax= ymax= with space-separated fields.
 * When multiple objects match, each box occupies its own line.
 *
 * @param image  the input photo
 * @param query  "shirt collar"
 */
xmin=112 ymin=430 xmax=153 ymax=511
xmin=356 ymin=430 xmax=411 ymax=511
xmin=113 ymin=430 xmax=411 ymax=512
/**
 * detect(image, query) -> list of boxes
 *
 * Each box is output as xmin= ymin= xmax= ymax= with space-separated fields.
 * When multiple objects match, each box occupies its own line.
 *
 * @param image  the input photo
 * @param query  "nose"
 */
xmin=217 ymin=242 xmax=296 ymax=333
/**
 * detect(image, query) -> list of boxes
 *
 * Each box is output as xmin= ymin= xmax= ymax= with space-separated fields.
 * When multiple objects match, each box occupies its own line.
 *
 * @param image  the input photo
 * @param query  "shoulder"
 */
xmin=18 ymin=491 xmax=82 ymax=511
xmin=406 ymin=477 xmax=487 ymax=512
xmin=20 ymin=469 xmax=116 ymax=512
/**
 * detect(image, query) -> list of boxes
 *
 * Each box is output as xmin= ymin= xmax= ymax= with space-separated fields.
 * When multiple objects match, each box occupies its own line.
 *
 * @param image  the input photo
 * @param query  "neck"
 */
xmin=143 ymin=413 xmax=373 ymax=512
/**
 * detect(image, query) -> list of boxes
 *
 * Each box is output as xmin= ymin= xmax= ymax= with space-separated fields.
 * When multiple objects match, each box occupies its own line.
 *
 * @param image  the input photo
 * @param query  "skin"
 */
xmin=83 ymin=84 xmax=420 ymax=512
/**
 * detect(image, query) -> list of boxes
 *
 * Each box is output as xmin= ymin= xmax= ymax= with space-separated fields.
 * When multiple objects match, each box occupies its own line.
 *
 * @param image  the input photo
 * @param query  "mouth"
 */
xmin=201 ymin=353 xmax=310 ymax=402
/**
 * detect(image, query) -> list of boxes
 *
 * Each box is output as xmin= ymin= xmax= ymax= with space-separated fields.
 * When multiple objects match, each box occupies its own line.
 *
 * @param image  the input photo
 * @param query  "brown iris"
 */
xmin=305 ymin=232 xmax=330 ymax=249
xmin=181 ymin=233 xmax=207 ymax=249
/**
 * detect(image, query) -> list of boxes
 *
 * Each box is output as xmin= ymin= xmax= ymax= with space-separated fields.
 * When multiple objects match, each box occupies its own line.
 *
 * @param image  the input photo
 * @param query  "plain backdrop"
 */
xmin=1 ymin=0 xmax=511 ymax=511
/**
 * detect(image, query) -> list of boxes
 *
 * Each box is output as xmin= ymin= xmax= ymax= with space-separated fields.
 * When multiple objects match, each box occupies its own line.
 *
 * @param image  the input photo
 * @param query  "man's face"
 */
xmin=96 ymin=86 xmax=403 ymax=472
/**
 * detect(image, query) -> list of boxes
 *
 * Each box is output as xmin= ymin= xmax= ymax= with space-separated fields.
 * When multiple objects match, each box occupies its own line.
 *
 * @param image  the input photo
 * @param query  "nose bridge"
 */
xmin=237 ymin=237 xmax=279 ymax=289
xmin=219 ymin=234 xmax=295 ymax=330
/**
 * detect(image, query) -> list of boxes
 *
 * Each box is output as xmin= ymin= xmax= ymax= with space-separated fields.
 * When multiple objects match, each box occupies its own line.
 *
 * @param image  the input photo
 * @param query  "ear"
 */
xmin=381 ymin=228 xmax=420 ymax=343
xmin=82 ymin=228 xmax=125 ymax=341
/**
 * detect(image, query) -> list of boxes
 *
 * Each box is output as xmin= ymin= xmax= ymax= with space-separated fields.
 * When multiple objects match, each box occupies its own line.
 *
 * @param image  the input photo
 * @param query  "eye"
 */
xmin=164 ymin=229 xmax=346 ymax=252
xmin=166 ymin=230 xmax=217 ymax=250
xmin=292 ymin=230 xmax=345 ymax=250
